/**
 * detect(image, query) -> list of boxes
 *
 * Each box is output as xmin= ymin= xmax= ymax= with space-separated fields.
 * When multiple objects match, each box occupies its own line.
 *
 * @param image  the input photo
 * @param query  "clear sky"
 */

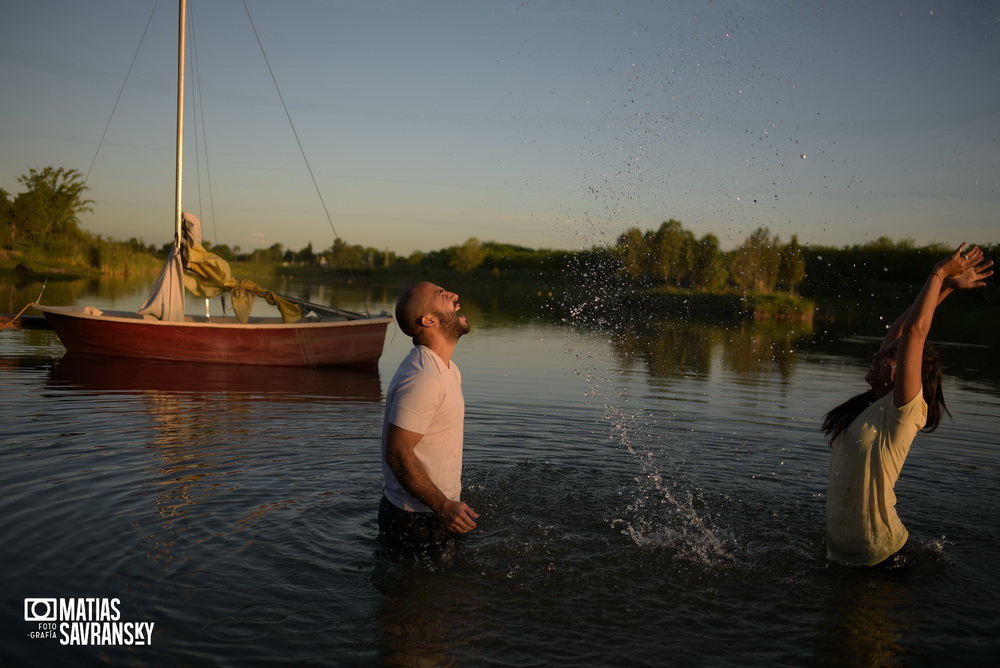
xmin=1 ymin=0 xmax=997 ymax=255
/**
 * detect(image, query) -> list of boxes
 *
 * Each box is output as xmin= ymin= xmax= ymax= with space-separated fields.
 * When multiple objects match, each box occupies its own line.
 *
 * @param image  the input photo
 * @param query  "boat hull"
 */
xmin=34 ymin=305 xmax=391 ymax=367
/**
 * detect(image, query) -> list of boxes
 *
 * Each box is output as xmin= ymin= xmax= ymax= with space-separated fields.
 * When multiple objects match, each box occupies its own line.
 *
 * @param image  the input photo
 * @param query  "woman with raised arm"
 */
xmin=823 ymin=243 xmax=993 ymax=570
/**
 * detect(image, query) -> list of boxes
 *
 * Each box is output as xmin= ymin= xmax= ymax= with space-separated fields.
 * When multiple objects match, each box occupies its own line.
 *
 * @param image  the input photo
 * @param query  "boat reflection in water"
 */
xmin=48 ymin=352 xmax=382 ymax=403
xmin=42 ymin=351 xmax=385 ymax=593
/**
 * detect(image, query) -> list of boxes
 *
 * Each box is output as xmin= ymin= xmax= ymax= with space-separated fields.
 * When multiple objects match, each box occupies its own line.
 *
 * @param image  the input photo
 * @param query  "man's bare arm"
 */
xmin=384 ymin=423 xmax=478 ymax=533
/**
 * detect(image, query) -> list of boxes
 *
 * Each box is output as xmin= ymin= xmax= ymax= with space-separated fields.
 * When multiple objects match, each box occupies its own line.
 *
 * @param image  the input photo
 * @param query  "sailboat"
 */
xmin=34 ymin=0 xmax=392 ymax=367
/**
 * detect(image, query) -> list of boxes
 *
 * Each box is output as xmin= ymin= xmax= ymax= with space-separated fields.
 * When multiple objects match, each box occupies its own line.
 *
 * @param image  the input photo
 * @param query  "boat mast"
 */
xmin=174 ymin=0 xmax=187 ymax=247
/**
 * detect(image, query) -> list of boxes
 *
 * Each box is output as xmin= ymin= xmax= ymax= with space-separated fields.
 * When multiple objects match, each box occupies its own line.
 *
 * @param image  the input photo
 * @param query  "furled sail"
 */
xmin=138 ymin=213 xmax=302 ymax=324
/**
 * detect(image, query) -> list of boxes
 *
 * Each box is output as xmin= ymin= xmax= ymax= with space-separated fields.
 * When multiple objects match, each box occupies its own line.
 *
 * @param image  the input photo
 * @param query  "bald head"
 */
xmin=395 ymin=282 xmax=437 ymax=337
xmin=395 ymin=282 xmax=469 ymax=343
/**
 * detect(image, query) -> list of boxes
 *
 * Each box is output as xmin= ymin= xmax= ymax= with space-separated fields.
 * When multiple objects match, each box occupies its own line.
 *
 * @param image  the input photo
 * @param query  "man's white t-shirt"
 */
xmin=382 ymin=345 xmax=465 ymax=513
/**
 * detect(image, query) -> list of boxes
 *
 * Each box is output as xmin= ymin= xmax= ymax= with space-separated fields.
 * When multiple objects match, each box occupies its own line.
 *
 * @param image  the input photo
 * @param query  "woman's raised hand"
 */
xmin=937 ymin=243 xmax=994 ymax=291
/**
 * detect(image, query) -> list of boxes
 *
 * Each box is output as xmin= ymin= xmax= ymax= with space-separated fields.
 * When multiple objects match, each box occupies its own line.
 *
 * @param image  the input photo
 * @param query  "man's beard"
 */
xmin=436 ymin=310 xmax=470 ymax=340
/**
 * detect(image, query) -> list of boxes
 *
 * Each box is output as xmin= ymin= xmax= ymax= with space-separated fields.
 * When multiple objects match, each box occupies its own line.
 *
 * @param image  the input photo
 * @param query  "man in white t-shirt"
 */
xmin=379 ymin=282 xmax=479 ymax=552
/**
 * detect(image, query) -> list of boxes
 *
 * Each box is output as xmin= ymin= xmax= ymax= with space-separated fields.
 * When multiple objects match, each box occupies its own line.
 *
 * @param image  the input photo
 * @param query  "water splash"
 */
xmin=606 ymin=401 xmax=734 ymax=566
xmin=554 ymin=244 xmax=735 ymax=567
xmin=563 ymin=347 xmax=733 ymax=568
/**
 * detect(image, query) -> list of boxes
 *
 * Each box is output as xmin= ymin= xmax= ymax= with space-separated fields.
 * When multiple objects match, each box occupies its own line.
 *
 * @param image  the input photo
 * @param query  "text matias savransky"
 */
xmin=24 ymin=597 xmax=155 ymax=646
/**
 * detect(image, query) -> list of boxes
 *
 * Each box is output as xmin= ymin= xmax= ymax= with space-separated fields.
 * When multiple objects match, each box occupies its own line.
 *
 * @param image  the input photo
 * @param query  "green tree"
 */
xmin=616 ymin=227 xmax=648 ymax=283
xmin=204 ymin=241 xmax=235 ymax=261
xmin=9 ymin=167 xmax=93 ymax=245
xmin=449 ymin=237 xmax=489 ymax=273
xmin=265 ymin=242 xmax=284 ymax=263
xmin=125 ymin=237 xmax=156 ymax=255
xmin=862 ymin=236 xmax=915 ymax=252
xmin=730 ymin=227 xmax=781 ymax=294
xmin=650 ymin=219 xmax=693 ymax=287
xmin=689 ymin=233 xmax=727 ymax=292
xmin=327 ymin=238 xmax=364 ymax=268
xmin=0 ymin=188 xmax=12 ymax=248
xmin=298 ymin=242 xmax=315 ymax=264
xmin=776 ymin=234 xmax=806 ymax=293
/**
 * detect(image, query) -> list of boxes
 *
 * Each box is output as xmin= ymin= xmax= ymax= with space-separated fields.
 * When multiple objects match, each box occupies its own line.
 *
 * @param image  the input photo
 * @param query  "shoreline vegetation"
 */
xmin=2 ymin=167 xmax=995 ymax=325
xmin=3 ymin=228 xmax=996 ymax=326
xmin=7 ymin=236 xmax=998 ymax=328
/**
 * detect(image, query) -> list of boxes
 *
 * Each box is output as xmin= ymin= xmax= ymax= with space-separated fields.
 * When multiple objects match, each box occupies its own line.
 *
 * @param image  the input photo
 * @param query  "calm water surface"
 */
xmin=1 ymin=277 xmax=998 ymax=666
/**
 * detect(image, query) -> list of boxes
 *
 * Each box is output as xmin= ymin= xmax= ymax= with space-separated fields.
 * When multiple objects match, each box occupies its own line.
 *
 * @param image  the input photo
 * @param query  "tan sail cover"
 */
xmin=137 ymin=245 xmax=185 ymax=322
xmin=138 ymin=213 xmax=302 ymax=324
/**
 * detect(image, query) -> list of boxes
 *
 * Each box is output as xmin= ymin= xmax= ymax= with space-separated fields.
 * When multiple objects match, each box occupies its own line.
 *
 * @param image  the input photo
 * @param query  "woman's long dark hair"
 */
xmin=822 ymin=343 xmax=951 ymax=445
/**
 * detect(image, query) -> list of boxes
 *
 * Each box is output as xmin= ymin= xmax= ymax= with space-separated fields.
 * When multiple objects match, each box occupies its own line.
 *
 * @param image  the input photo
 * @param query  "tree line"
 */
xmin=3 ymin=166 xmax=994 ymax=298
xmin=612 ymin=220 xmax=805 ymax=294
xmin=190 ymin=238 xmax=394 ymax=271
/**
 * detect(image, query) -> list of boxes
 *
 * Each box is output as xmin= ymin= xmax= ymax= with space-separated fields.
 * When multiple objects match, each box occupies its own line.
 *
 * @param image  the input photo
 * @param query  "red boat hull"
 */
xmin=35 ymin=305 xmax=391 ymax=367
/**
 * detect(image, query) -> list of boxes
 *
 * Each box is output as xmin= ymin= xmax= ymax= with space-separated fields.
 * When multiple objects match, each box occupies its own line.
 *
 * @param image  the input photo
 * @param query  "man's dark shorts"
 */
xmin=378 ymin=495 xmax=455 ymax=554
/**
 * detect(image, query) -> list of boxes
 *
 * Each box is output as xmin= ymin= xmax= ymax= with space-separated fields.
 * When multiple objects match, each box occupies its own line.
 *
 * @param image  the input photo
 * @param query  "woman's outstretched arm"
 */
xmin=879 ymin=247 xmax=993 ymax=351
xmin=891 ymin=244 xmax=992 ymax=407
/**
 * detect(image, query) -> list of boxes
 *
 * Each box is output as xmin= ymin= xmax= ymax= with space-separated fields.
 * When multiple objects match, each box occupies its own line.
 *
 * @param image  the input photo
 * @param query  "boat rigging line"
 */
xmin=0 ymin=281 xmax=48 ymax=331
xmin=239 ymin=0 xmax=373 ymax=316
xmin=82 ymin=1 xmax=160 ymax=189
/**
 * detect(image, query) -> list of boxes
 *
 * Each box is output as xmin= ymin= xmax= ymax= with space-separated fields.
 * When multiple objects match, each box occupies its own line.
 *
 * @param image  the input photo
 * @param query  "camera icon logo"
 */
xmin=24 ymin=598 xmax=57 ymax=622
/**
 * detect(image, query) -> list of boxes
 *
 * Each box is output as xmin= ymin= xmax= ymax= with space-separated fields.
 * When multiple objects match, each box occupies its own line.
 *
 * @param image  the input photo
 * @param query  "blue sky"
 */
xmin=1 ymin=0 xmax=997 ymax=255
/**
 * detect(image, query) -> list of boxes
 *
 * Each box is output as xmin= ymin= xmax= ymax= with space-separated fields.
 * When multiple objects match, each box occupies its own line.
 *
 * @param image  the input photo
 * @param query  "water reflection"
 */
xmin=371 ymin=557 xmax=483 ymax=666
xmin=3 ymin=275 xmax=150 ymax=315
xmin=609 ymin=317 xmax=813 ymax=380
xmin=43 ymin=352 xmax=383 ymax=574
xmin=48 ymin=353 xmax=383 ymax=401
xmin=816 ymin=570 xmax=915 ymax=665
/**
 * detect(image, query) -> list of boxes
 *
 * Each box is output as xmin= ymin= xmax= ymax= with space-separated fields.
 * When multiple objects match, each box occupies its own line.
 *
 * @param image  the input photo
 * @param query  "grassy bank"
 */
xmin=0 ymin=238 xmax=161 ymax=281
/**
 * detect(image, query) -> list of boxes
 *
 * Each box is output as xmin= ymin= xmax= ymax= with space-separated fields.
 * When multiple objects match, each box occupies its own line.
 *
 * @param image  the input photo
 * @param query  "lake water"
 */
xmin=1 ymin=275 xmax=998 ymax=666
